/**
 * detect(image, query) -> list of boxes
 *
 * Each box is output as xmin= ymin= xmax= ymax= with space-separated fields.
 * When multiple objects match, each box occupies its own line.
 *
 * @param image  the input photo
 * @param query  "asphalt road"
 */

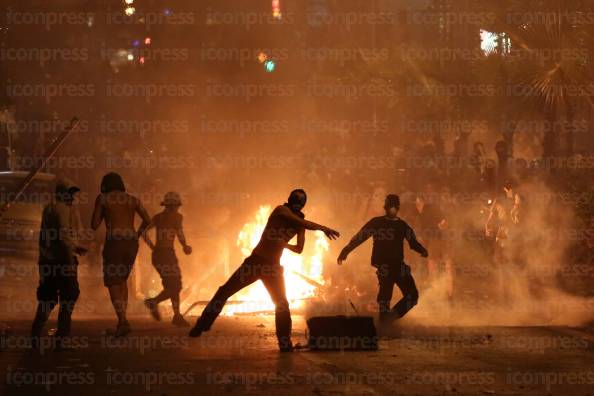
xmin=1 ymin=315 xmax=594 ymax=395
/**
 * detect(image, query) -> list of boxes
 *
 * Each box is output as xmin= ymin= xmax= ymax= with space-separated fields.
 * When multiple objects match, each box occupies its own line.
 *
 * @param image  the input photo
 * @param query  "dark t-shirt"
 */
xmin=339 ymin=216 xmax=427 ymax=266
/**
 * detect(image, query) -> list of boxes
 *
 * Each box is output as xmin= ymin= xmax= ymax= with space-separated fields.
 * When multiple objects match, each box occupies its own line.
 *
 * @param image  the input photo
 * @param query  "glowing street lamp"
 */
xmin=264 ymin=60 xmax=276 ymax=73
xmin=272 ymin=0 xmax=281 ymax=19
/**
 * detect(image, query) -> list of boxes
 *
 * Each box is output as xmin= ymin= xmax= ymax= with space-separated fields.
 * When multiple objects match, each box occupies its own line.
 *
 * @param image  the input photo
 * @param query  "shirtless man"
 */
xmin=485 ymin=180 xmax=521 ymax=305
xmin=189 ymin=189 xmax=340 ymax=351
xmin=91 ymin=172 xmax=151 ymax=336
xmin=143 ymin=192 xmax=192 ymax=327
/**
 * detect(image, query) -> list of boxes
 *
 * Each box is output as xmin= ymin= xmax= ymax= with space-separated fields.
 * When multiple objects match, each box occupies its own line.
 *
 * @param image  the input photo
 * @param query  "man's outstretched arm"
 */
xmin=141 ymin=216 xmax=157 ymax=250
xmin=276 ymin=206 xmax=339 ymax=240
xmin=337 ymin=220 xmax=375 ymax=264
xmin=134 ymin=198 xmax=152 ymax=239
xmin=405 ymin=225 xmax=428 ymax=257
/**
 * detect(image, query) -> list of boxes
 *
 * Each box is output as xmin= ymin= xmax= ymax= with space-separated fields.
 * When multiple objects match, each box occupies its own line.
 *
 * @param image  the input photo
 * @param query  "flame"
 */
xmin=223 ymin=205 xmax=328 ymax=315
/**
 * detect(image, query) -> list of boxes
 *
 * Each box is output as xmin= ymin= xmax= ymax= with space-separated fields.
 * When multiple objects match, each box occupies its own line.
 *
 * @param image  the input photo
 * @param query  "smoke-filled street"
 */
xmin=2 ymin=0 xmax=594 ymax=395
xmin=2 ymin=316 xmax=594 ymax=395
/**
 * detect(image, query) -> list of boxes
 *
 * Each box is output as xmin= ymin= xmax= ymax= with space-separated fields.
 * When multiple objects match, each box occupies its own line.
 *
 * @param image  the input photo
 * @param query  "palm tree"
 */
xmin=483 ymin=0 xmax=594 ymax=159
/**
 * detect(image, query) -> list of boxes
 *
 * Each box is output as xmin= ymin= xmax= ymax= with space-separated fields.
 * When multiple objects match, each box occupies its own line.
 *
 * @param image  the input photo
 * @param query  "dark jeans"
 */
xmin=376 ymin=262 xmax=419 ymax=322
xmin=31 ymin=262 xmax=80 ymax=341
xmin=194 ymin=254 xmax=291 ymax=348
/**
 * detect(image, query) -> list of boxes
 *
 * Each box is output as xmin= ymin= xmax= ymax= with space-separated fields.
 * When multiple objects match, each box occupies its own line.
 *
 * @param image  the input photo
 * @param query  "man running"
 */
xmin=337 ymin=194 xmax=428 ymax=323
xmin=189 ymin=189 xmax=340 ymax=351
xmin=91 ymin=172 xmax=151 ymax=336
xmin=143 ymin=192 xmax=193 ymax=327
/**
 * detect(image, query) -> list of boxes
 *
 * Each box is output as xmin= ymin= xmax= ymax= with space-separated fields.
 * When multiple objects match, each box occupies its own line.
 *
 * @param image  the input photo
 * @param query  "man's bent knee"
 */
xmin=63 ymin=286 xmax=80 ymax=303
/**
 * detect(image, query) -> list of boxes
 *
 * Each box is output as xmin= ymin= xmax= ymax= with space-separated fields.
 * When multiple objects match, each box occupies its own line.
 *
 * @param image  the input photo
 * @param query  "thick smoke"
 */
xmin=307 ymin=179 xmax=594 ymax=327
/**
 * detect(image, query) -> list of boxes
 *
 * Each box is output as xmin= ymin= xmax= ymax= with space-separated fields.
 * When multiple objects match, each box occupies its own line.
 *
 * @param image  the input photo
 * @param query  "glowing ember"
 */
xmin=257 ymin=52 xmax=268 ymax=64
xmin=223 ymin=205 xmax=328 ymax=315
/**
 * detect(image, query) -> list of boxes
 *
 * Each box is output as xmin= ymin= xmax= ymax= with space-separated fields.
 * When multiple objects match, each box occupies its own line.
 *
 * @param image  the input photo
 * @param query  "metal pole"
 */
xmin=0 ymin=117 xmax=79 ymax=218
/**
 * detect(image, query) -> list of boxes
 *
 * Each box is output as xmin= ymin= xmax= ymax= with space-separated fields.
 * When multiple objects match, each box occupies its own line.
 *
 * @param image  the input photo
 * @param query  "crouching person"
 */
xmin=31 ymin=179 xmax=87 ymax=350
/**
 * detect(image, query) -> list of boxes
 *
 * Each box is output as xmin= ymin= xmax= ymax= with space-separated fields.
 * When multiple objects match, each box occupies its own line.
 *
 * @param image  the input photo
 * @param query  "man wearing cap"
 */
xmin=337 ymin=194 xmax=428 ymax=323
xmin=32 ymin=178 xmax=87 ymax=349
xmin=189 ymin=189 xmax=340 ymax=352
xmin=143 ymin=192 xmax=192 ymax=327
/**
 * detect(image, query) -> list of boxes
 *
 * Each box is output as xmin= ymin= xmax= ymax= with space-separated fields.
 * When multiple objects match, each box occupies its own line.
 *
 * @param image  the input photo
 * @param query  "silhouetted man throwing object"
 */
xmin=189 ymin=189 xmax=340 ymax=351
xmin=143 ymin=192 xmax=193 ymax=327
xmin=91 ymin=173 xmax=151 ymax=336
xmin=337 ymin=195 xmax=428 ymax=323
